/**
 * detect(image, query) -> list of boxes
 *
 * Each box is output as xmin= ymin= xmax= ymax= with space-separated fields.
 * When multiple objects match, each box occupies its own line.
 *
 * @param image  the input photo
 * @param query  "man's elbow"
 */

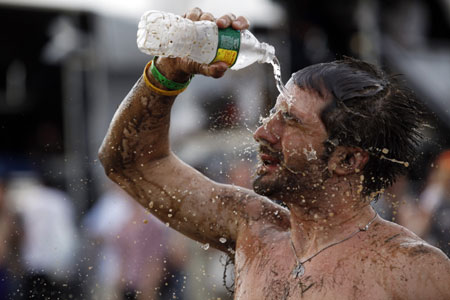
xmin=98 ymin=143 xmax=122 ymax=179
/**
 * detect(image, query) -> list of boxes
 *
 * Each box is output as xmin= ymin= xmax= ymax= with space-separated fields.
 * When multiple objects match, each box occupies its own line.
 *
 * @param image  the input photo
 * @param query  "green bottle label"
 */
xmin=212 ymin=27 xmax=241 ymax=67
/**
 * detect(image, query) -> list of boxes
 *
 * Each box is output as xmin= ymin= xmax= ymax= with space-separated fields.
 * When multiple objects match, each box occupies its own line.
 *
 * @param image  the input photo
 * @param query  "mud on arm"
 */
xmin=98 ymin=7 xmax=289 ymax=252
xmin=98 ymin=65 xmax=279 ymax=253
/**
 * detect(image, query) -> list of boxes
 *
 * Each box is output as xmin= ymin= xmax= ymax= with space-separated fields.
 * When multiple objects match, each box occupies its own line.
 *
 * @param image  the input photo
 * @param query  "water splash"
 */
xmin=270 ymin=57 xmax=292 ymax=103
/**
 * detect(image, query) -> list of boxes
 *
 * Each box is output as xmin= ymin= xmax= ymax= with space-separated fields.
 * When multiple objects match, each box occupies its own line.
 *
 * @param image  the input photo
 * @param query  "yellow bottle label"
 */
xmin=213 ymin=49 xmax=238 ymax=66
xmin=211 ymin=28 xmax=240 ymax=67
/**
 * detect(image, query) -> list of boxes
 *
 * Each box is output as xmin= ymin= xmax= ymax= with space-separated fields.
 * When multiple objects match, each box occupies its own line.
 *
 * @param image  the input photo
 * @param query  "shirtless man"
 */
xmin=99 ymin=8 xmax=450 ymax=299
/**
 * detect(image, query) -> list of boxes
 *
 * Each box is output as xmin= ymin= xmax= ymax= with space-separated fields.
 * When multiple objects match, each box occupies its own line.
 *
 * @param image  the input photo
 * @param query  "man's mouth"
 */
xmin=258 ymin=146 xmax=283 ymax=172
xmin=261 ymin=153 xmax=281 ymax=166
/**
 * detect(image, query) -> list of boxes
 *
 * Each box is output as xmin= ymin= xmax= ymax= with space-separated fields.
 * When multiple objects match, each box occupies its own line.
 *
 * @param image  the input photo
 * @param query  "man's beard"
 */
xmin=252 ymin=149 xmax=330 ymax=200
xmin=253 ymin=167 xmax=296 ymax=197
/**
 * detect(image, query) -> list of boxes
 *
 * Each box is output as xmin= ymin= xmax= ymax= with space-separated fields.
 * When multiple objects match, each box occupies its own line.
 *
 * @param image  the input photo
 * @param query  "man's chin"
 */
xmin=252 ymin=173 xmax=282 ymax=196
xmin=252 ymin=166 xmax=306 ymax=198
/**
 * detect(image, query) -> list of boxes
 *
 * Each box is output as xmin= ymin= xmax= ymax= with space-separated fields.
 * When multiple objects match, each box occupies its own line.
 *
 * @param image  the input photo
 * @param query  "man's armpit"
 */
xmin=218 ymin=189 xmax=289 ymax=229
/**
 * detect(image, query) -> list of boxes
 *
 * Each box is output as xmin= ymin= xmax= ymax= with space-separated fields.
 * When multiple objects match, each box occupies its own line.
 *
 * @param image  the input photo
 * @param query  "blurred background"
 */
xmin=0 ymin=0 xmax=449 ymax=299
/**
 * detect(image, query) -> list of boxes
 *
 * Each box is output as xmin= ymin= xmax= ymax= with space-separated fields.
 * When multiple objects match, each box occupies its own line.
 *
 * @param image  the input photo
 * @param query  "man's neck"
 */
xmin=284 ymin=180 xmax=376 ymax=259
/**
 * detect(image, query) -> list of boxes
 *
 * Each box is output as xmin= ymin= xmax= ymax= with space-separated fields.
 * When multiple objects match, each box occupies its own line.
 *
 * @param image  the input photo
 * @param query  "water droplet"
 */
xmin=303 ymin=144 xmax=317 ymax=161
xmin=201 ymin=243 xmax=210 ymax=250
xmin=219 ymin=237 xmax=227 ymax=244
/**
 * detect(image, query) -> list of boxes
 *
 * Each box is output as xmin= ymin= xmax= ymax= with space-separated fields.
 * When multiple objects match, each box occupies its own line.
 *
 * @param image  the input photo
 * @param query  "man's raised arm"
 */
xmin=98 ymin=8 xmax=286 ymax=252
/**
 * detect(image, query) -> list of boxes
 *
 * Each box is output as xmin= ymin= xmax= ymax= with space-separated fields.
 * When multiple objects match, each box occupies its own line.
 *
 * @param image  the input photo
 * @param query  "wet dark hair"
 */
xmin=292 ymin=57 xmax=425 ymax=198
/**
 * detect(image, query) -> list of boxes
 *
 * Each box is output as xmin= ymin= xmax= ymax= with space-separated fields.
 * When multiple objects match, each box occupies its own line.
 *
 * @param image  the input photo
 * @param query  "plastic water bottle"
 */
xmin=137 ymin=10 xmax=275 ymax=70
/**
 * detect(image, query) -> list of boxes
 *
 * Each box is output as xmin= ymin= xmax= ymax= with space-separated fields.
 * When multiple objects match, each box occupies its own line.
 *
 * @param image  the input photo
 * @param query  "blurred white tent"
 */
xmin=0 ymin=0 xmax=285 ymax=26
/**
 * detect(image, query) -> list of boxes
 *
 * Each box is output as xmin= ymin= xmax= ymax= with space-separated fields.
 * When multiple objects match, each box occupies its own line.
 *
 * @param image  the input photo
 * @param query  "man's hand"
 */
xmin=153 ymin=7 xmax=250 ymax=83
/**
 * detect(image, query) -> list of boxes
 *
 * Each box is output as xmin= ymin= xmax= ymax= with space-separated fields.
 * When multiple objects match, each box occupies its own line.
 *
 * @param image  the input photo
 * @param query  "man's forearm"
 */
xmin=98 ymin=74 xmax=176 ymax=179
xmin=98 ymin=69 xmax=244 ymax=248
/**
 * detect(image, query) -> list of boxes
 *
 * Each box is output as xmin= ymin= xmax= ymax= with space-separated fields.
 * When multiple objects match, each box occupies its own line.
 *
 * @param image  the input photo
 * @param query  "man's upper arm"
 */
xmin=111 ymin=152 xmax=289 ymax=253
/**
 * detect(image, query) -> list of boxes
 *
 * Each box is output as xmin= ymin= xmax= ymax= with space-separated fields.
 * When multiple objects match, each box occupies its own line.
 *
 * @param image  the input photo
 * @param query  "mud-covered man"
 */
xmin=99 ymin=8 xmax=450 ymax=299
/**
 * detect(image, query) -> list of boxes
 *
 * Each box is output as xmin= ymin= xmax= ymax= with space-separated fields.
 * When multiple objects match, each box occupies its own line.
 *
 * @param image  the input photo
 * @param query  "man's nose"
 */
xmin=253 ymin=112 xmax=282 ymax=145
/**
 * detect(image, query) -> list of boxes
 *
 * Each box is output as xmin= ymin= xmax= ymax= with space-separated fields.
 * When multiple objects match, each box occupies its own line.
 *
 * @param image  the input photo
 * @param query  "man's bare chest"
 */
xmin=233 ymin=251 xmax=335 ymax=299
xmin=233 ymin=236 xmax=388 ymax=300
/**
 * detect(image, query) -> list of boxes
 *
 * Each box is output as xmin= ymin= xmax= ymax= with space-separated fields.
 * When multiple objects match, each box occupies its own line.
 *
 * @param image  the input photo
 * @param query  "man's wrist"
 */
xmin=150 ymin=57 xmax=193 ymax=91
xmin=153 ymin=57 xmax=192 ymax=84
xmin=143 ymin=60 xmax=189 ymax=97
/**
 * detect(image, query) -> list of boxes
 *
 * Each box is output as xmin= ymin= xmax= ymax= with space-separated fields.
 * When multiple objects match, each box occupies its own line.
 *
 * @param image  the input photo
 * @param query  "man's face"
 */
xmin=252 ymin=80 xmax=330 ymax=198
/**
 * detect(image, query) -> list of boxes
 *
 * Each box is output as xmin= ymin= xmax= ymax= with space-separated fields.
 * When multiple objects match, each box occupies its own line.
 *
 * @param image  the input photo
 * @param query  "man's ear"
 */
xmin=328 ymin=146 xmax=369 ymax=176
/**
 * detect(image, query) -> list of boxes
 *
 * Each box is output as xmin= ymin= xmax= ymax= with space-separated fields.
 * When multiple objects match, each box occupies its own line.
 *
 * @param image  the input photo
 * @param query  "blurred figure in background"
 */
xmin=83 ymin=183 xmax=188 ymax=299
xmin=419 ymin=150 xmax=450 ymax=256
xmin=397 ymin=150 xmax=450 ymax=257
xmin=0 ymin=174 xmax=22 ymax=299
xmin=116 ymin=197 xmax=169 ymax=300
xmin=83 ymin=183 xmax=137 ymax=299
xmin=6 ymin=172 xmax=80 ymax=299
xmin=0 ymin=175 xmax=11 ymax=298
xmin=153 ymin=231 xmax=190 ymax=300
xmin=418 ymin=150 xmax=450 ymax=256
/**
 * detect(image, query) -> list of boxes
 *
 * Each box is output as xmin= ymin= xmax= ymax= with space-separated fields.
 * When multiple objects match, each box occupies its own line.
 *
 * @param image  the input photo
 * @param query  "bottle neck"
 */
xmin=257 ymin=42 xmax=275 ymax=64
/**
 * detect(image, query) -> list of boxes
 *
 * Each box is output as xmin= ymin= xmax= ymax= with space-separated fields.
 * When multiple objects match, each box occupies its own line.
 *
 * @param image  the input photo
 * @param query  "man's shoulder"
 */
xmin=370 ymin=219 xmax=450 ymax=299
xmin=388 ymin=232 xmax=450 ymax=268
xmin=375 ymin=218 xmax=446 ymax=259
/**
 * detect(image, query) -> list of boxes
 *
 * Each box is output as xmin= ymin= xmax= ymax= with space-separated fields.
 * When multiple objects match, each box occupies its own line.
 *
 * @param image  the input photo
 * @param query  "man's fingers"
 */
xmin=181 ymin=59 xmax=227 ymax=78
xmin=186 ymin=7 xmax=202 ymax=21
xmin=186 ymin=9 xmax=248 ymax=31
xmin=206 ymin=62 xmax=228 ymax=78
xmin=217 ymin=13 xmax=236 ymax=28
xmin=195 ymin=62 xmax=228 ymax=78
xmin=232 ymin=16 xmax=250 ymax=30
xmin=199 ymin=12 xmax=215 ymax=22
